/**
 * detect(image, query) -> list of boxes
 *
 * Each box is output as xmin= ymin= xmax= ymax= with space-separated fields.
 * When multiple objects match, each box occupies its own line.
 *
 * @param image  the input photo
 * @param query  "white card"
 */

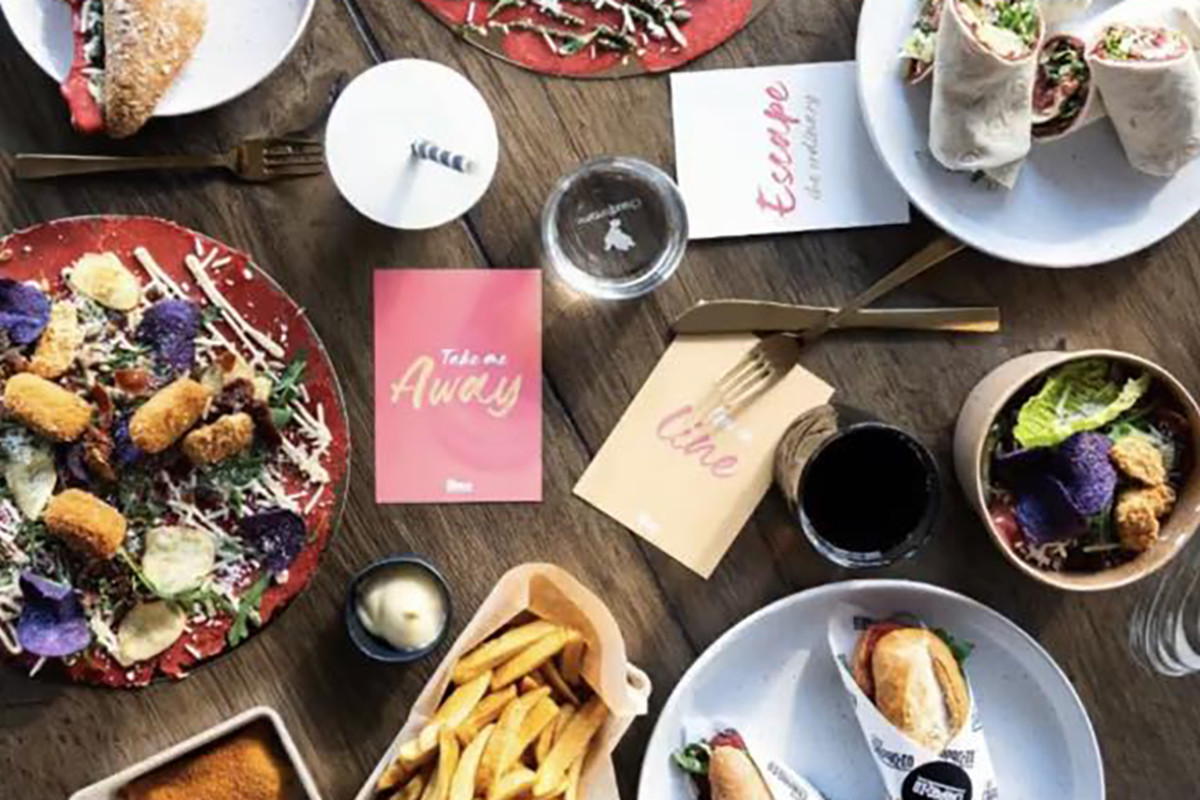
xmin=671 ymin=62 xmax=910 ymax=240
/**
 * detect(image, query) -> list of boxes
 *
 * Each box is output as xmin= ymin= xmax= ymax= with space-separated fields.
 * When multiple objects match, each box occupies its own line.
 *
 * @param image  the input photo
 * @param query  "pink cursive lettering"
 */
xmin=655 ymin=406 xmax=740 ymax=478
xmin=756 ymin=81 xmax=800 ymax=219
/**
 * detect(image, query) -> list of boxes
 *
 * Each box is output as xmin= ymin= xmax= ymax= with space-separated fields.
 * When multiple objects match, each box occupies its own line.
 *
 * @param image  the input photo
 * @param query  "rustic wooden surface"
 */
xmin=2 ymin=0 xmax=1200 ymax=797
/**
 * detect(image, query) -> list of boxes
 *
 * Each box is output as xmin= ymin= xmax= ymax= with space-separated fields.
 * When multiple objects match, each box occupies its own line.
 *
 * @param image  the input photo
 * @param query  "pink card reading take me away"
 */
xmin=374 ymin=270 xmax=542 ymax=503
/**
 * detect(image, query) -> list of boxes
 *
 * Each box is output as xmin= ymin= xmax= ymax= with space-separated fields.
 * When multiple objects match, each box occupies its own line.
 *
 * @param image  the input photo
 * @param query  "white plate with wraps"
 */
xmin=637 ymin=580 xmax=1104 ymax=800
xmin=856 ymin=0 xmax=1200 ymax=267
xmin=0 ymin=0 xmax=315 ymax=117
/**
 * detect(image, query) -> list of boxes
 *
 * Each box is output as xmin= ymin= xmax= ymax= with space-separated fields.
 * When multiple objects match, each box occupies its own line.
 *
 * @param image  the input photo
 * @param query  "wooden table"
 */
xmin=3 ymin=1 xmax=1200 ymax=797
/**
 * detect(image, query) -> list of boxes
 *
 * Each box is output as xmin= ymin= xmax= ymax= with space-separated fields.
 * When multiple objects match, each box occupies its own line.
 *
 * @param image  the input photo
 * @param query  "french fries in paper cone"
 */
xmin=357 ymin=563 xmax=652 ymax=800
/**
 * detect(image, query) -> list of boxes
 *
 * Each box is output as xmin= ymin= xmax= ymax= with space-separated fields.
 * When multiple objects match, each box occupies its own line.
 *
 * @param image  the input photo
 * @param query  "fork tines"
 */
xmin=692 ymin=334 xmax=801 ymax=427
xmin=262 ymin=138 xmax=325 ymax=169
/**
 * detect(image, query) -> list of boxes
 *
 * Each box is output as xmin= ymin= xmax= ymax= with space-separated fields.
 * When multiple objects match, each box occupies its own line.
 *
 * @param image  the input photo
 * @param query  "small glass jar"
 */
xmin=541 ymin=156 xmax=688 ymax=300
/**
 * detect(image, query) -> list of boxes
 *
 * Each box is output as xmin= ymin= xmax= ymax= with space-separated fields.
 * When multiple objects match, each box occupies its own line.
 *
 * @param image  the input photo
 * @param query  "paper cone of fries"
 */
xmin=827 ymin=603 xmax=999 ymax=800
xmin=357 ymin=563 xmax=652 ymax=800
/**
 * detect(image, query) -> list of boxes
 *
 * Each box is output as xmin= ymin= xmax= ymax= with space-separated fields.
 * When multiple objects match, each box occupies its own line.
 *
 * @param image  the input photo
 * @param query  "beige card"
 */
xmin=574 ymin=335 xmax=835 ymax=577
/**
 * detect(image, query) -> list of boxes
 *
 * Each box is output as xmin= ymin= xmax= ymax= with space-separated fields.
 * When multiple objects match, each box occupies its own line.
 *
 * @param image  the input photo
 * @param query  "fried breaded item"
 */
xmin=1110 ymin=437 xmax=1168 ymax=487
xmin=44 ymin=489 xmax=127 ymax=560
xmin=182 ymin=412 xmax=254 ymax=466
xmin=3 ymin=373 xmax=92 ymax=441
xmin=130 ymin=378 xmax=212 ymax=454
xmin=1115 ymin=484 xmax=1177 ymax=552
xmin=119 ymin=724 xmax=289 ymax=800
xmin=29 ymin=301 xmax=83 ymax=379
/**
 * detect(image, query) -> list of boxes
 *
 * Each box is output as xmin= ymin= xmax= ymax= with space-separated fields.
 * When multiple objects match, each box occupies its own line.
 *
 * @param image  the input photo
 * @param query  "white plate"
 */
xmin=856 ymin=0 xmax=1200 ymax=267
xmin=0 ymin=0 xmax=315 ymax=117
xmin=638 ymin=580 xmax=1104 ymax=800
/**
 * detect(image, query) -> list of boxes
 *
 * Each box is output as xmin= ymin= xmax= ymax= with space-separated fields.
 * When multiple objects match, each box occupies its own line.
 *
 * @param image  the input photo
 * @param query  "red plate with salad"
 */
xmin=0 ymin=216 xmax=349 ymax=687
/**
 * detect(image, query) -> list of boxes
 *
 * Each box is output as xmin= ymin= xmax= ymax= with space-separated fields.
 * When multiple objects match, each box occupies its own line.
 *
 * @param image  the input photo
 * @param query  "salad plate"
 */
xmin=637 ymin=580 xmax=1103 ymax=800
xmin=856 ymin=0 xmax=1200 ymax=267
xmin=0 ymin=0 xmax=316 ymax=117
xmin=0 ymin=216 xmax=350 ymax=688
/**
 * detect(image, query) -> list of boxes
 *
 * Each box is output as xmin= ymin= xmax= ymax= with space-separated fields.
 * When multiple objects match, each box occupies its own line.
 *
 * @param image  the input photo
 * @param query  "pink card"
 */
xmin=374 ymin=269 xmax=542 ymax=503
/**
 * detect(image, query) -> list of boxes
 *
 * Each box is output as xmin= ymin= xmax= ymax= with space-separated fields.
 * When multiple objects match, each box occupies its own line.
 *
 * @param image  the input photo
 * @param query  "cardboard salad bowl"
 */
xmin=953 ymin=349 xmax=1200 ymax=592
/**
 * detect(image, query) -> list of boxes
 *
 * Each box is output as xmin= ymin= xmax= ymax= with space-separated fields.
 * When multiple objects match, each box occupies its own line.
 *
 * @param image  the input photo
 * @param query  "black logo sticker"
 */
xmin=901 ymin=761 xmax=972 ymax=800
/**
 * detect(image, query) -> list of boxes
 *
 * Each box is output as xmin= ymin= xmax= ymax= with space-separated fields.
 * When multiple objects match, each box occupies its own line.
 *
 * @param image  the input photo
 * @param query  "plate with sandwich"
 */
xmin=0 ymin=0 xmax=316 ymax=137
xmin=638 ymin=579 xmax=1103 ymax=800
xmin=857 ymin=0 xmax=1200 ymax=267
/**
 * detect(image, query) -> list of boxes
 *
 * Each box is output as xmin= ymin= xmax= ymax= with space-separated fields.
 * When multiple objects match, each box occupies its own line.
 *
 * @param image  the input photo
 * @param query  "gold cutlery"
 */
xmin=14 ymin=137 xmax=325 ymax=182
xmin=695 ymin=235 xmax=966 ymax=424
xmin=672 ymin=301 xmax=999 ymax=335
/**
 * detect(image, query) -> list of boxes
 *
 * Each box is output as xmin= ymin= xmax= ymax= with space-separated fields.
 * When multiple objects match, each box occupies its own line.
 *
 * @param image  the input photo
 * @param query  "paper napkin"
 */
xmin=574 ymin=335 xmax=834 ymax=577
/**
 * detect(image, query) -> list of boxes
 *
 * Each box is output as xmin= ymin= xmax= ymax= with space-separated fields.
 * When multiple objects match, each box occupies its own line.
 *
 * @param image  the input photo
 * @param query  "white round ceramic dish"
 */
xmin=0 ymin=0 xmax=315 ymax=117
xmin=325 ymin=60 xmax=499 ymax=230
xmin=856 ymin=0 xmax=1200 ymax=267
xmin=638 ymin=580 xmax=1104 ymax=800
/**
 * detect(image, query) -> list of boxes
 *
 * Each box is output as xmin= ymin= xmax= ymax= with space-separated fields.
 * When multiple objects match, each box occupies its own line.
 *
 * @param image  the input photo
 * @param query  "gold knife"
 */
xmin=671 ymin=300 xmax=1000 ymax=335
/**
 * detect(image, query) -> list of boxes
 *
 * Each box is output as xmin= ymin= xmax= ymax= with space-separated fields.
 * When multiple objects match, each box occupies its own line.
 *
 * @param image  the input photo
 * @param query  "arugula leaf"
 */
xmin=228 ymin=572 xmax=272 ymax=647
xmin=672 ymin=743 xmax=711 ymax=776
xmin=933 ymin=627 xmax=975 ymax=666
xmin=271 ymin=353 xmax=308 ymax=406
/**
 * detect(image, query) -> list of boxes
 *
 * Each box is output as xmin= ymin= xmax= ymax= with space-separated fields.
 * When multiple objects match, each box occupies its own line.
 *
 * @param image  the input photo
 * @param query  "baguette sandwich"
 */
xmin=850 ymin=622 xmax=971 ymax=754
xmin=60 ymin=0 xmax=207 ymax=138
xmin=674 ymin=730 xmax=772 ymax=800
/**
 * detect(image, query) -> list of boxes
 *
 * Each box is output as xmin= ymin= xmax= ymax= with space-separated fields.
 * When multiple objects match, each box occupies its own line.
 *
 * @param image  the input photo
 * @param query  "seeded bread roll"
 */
xmin=871 ymin=628 xmax=970 ymax=753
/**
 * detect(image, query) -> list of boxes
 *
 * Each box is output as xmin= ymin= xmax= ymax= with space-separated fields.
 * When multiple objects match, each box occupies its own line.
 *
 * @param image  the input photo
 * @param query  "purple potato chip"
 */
xmin=0 ymin=280 xmax=51 ymax=346
xmin=1014 ymin=474 xmax=1088 ymax=544
xmin=112 ymin=416 xmax=142 ymax=468
xmin=1057 ymin=432 xmax=1117 ymax=517
xmin=136 ymin=299 xmax=201 ymax=373
xmin=16 ymin=572 xmax=90 ymax=658
xmin=238 ymin=509 xmax=306 ymax=575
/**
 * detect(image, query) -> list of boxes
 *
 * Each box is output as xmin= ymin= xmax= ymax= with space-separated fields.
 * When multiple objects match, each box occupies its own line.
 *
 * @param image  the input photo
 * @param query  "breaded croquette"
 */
xmin=44 ymin=489 xmax=127 ymax=560
xmin=1110 ymin=436 xmax=1168 ymax=487
xmin=130 ymin=378 xmax=213 ymax=454
xmin=182 ymin=412 xmax=255 ymax=465
xmin=1115 ymin=484 xmax=1177 ymax=552
xmin=118 ymin=723 xmax=288 ymax=800
xmin=29 ymin=301 xmax=84 ymax=379
xmin=3 ymin=372 xmax=92 ymax=441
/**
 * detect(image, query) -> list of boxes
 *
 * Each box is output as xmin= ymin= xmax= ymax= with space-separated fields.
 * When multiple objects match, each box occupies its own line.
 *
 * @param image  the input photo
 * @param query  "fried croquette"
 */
xmin=129 ymin=378 xmax=213 ymax=454
xmin=44 ymin=489 xmax=127 ymax=560
xmin=1115 ymin=484 xmax=1177 ymax=552
xmin=3 ymin=373 xmax=92 ymax=441
xmin=182 ymin=412 xmax=254 ymax=465
xmin=1110 ymin=436 xmax=1168 ymax=487
xmin=29 ymin=301 xmax=83 ymax=379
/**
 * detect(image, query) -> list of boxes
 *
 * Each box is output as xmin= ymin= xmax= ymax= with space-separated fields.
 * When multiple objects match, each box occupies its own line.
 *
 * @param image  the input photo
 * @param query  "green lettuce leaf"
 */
xmin=1013 ymin=360 xmax=1151 ymax=449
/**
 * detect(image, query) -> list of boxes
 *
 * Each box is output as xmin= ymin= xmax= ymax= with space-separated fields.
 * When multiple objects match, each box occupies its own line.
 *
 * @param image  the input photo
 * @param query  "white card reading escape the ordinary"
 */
xmin=671 ymin=62 xmax=910 ymax=240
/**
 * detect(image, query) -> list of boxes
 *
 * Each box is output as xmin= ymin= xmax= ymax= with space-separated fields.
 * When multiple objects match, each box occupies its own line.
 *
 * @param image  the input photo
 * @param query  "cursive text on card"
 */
xmin=391 ymin=353 xmax=521 ymax=418
xmin=655 ymin=405 xmax=740 ymax=478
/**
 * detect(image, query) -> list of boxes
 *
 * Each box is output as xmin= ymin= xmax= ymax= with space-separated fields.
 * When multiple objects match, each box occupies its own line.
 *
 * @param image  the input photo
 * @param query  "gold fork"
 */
xmin=13 ymin=137 xmax=325 ymax=182
xmin=693 ymin=234 xmax=967 ymax=426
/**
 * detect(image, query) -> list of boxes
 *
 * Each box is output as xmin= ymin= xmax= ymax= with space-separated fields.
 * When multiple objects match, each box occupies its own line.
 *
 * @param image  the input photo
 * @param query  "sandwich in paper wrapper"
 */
xmin=356 ymin=563 xmax=652 ymax=800
xmin=675 ymin=718 xmax=829 ymax=800
xmin=827 ymin=603 xmax=999 ymax=800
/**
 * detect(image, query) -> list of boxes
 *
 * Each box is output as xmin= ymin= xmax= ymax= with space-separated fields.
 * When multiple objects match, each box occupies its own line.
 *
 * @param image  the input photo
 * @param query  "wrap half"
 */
xmin=901 ymin=0 xmax=945 ymax=84
xmin=1033 ymin=34 xmax=1104 ymax=142
xmin=1088 ymin=23 xmax=1200 ymax=176
xmin=930 ymin=0 xmax=1045 ymax=172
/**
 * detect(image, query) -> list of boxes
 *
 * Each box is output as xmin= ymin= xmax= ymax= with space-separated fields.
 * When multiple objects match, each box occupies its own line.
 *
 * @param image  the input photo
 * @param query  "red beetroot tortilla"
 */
xmin=0 ymin=216 xmax=351 ymax=688
xmin=417 ymin=0 xmax=763 ymax=78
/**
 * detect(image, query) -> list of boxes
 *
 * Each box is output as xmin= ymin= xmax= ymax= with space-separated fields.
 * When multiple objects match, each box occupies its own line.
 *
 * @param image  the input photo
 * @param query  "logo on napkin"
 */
xmin=574 ymin=335 xmax=833 ymax=577
xmin=374 ymin=269 xmax=542 ymax=503
xmin=671 ymin=62 xmax=910 ymax=239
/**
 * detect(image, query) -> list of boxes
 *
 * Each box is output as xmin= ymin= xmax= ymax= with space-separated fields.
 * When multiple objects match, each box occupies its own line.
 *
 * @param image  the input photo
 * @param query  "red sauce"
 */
xmin=61 ymin=0 xmax=105 ymax=135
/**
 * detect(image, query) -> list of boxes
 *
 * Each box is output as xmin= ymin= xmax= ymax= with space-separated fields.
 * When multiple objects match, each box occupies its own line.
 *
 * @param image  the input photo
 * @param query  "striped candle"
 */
xmin=411 ymin=139 xmax=473 ymax=173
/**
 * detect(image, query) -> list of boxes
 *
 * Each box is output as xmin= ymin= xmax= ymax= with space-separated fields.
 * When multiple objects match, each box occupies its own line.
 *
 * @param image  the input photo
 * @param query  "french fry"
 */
xmin=479 ymin=687 xmax=551 ymax=793
xmin=492 ymin=628 xmax=582 ymax=691
xmin=450 ymin=724 xmax=494 ymax=800
xmin=519 ymin=674 xmax=543 ymax=693
xmin=540 ymin=661 xmax=581 ymax=707
xmin=418 ymin=765 xmax=440 ymax=800
xmin=533 ymin=697 xmax=607 ymax=798
xmin=376 ymin=756 xmax=409 ymax=793
xmin=399 ymin=721 xmax=444 ymax=771
xmin=397 ymin=771 xmax=428 ymax=800
xmin=560 ymin=639 xmax=584 ymax=686
xmin=563 ymin=754 xmax=584 ymax=800
xmin=434 ymin=670 xmax=493 ymax=732
xmin=452 ymin=621 xmax=560 ymax=684
xmin=535 ymin=705 xmax=576 ymax=765
xmin=457 ymin=687 xmax=517 ymax=745
xmin=431 ymin=727 xmax=460 ymax=800
xmin=515 ymin=696 xmax=560 ymax=760
xmin=488 ymin=767 xmax=537 ymax=800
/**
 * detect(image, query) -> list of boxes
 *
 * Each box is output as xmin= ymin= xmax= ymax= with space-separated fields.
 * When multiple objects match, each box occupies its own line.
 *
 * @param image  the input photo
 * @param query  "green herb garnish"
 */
xmin=994 ymin=0 xmax=1039 ymax=47
xmin=934 ymin=628 xmax=976 ymax=666
xmin=228 ymin=571 xmax=272 ymax=647
xmin=672 ymin=743 xmax=711 ymax=776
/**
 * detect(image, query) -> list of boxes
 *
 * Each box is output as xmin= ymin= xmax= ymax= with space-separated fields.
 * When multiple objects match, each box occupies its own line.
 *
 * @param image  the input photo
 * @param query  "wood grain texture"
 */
xmin=2 ymin=0 xmax=1200 ymax=798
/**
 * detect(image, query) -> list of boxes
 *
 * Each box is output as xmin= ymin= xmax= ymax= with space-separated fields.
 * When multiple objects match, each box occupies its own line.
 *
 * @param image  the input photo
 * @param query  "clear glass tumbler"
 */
xmin=1129 ymin=536 xmax=1200 ymax=676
